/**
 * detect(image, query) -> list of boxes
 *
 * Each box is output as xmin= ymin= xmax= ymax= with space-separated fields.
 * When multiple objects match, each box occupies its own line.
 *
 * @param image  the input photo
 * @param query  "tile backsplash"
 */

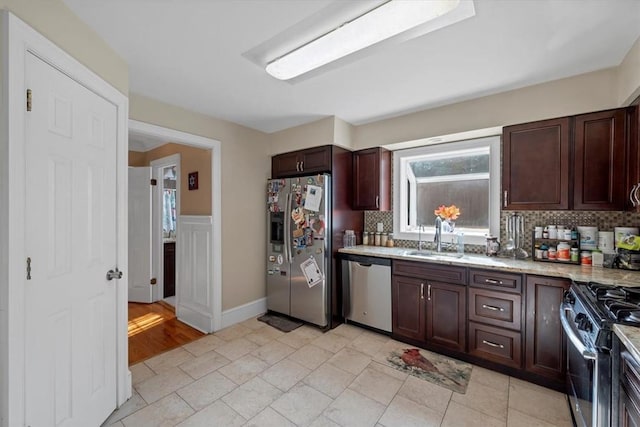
xmin=364 ymin=210 xmax=640 ymax=255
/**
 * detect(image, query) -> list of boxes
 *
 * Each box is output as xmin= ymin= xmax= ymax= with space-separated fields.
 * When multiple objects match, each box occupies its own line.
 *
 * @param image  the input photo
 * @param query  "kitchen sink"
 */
xmin=403 ymin=250 xmax=464 ymax=259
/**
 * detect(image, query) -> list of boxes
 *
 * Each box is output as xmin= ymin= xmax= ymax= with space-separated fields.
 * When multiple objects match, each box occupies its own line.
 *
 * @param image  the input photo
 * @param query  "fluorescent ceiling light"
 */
xmin=266 ymin=0 xmax=464 ymax=81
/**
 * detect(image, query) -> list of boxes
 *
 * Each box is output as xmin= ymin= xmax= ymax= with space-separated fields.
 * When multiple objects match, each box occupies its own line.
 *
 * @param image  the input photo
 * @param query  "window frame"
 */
xmin=393 ymin=136 xmax=501 ymax=246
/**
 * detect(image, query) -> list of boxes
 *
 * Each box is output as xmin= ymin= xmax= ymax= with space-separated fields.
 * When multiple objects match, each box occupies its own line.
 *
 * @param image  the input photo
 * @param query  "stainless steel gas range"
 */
xmin=562 ymin=281 xmax=640 ymax=427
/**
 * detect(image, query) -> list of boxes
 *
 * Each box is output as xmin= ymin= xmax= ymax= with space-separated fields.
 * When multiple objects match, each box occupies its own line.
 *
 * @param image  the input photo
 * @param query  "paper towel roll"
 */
xmin=598 ymin=231 xmax=615 ymax=253
xmin=615 ymin=227 xmax=639 ymax=248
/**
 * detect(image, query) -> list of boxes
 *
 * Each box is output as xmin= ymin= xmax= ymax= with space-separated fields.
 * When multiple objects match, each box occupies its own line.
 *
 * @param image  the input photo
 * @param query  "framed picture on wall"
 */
xmin=188 ymin=171 xmax=198 ymax=190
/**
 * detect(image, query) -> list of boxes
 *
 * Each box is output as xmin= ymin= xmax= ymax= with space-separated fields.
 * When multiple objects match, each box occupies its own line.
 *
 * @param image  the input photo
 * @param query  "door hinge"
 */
xmin=26 ymin=257 xmax=32 ymax=280
xmin=150 ymin=278 xmax=157 ymax=285
xmin=150 ymin=179 xmax=157 ymax=186
xmin=26 ymin=89 xmax=32 ymax=112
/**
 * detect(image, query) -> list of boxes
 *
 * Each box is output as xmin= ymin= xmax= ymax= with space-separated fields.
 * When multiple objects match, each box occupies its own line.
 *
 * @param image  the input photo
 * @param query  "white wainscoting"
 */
xmin=177 ymin=215 xmax=215 ymax=333
xmin=221 ymin=298 xmax=267 ymax=329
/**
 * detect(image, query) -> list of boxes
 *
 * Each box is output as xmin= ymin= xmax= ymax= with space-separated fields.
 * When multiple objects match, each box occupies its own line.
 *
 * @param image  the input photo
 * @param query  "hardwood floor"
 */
xmin=128 ymin=301 xmax=204 ymax=365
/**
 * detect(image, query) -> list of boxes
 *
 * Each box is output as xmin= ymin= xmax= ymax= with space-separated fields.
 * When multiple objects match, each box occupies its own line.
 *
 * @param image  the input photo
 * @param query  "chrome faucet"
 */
xmin=434 ymin=216 xmax=442 ymax=253
xmin=418 ymin=224 xmax=425 ymax=251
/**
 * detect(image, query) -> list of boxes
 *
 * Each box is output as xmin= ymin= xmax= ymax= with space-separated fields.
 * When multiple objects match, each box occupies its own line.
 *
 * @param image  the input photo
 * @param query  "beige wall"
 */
xmin=269 ymin=116 xmax=336 ymax=155
xmin=129 ymin=94 xmax=271 ymax=311
xmin=618 ymin=36 xmax=640 ymax=106
xmin=353 ymin=68 xmax=619 ymax=149
xmin=129 ymin=144 xmax=212 ymax=216
xmin=0 ymin=0 xmax=128 ymax=95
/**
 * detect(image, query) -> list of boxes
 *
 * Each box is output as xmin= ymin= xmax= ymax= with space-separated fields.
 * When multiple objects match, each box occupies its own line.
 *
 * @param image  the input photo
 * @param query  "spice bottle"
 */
xmin=387 ymin=234 xmax=394 ymax=247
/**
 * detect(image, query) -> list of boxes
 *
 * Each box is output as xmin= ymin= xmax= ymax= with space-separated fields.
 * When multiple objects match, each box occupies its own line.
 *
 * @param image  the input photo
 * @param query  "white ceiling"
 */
xmin=63 ymin=0 xmax=640 ymax=134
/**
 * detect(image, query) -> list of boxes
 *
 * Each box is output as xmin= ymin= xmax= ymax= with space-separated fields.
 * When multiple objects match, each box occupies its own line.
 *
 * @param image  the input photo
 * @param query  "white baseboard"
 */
xmin=220 ymin=297 xmax=267 ymax=330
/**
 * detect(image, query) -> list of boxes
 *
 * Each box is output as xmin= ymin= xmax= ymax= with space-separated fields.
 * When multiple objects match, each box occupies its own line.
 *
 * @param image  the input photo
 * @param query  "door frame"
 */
xmin=0 ymin=11 xmax=130 ymax=427
xmin=150 ymin=154 xmax=181 ymax=303
xmin=129 ymin=119 xmax=222 ymax=333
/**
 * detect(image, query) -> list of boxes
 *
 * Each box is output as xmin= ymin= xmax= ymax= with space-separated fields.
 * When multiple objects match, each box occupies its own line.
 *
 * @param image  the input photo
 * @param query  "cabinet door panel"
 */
xmin=272 ymin=151 xmax=301 ymax=178
xmin=626 ymin=106 xmax=639 ymax=211
xmin=621 ymin=386 xmax=640 ymax=427
xmin=427 ymin=281 xmax=466 ymax=352
xmin=299 ymin=146 xmax=332 ymax=174
xmin=525 ymin=275 xmax=569 ymax=382
xmin=503 ymin=118 xmax=570 ymax=210
xmin=352 ymin=148 xmax=390 ymax=210
xmin=392 ymin=275 xmax=425 ymax=342
xmin=574 ymin=109 xmax=626 ymax=210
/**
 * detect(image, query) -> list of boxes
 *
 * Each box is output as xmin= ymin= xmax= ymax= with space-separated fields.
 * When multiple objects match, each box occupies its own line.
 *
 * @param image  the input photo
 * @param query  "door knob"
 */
xmin=106 ymin=268 xmax=123 ymax=281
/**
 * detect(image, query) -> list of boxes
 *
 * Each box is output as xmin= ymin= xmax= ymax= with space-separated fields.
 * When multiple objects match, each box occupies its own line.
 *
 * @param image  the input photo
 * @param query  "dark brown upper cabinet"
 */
xmin=352 ymin=147 xmax=391 ymax=210
xmin=271 ymin=145 xmax=333 ymax=178
xmin=573 ymin=109 xmax=626 ymax=210
xmin=503 ymin=117 xmax=571 ymax=210
xmin=503 ymin=107 xmax=633 ymax=211
xmin=626 ymin=104 xmax=640 ymax=211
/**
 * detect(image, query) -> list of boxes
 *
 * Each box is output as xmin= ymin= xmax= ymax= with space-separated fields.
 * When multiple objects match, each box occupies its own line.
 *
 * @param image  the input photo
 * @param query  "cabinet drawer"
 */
xmin=469 ymin=288 xmax=521 ymax=330
xmin=393 ymin=260 xmax=466 ymax=285
xmin=469 ymin=269 xmax=522 ymax=293
xmin=468 ymin=322 xmax=522 ymax=369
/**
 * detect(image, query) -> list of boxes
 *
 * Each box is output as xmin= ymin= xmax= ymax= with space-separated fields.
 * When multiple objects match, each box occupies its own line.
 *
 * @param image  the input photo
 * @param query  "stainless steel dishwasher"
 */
xmin=342 ymin=255 xmax=392 ymax=333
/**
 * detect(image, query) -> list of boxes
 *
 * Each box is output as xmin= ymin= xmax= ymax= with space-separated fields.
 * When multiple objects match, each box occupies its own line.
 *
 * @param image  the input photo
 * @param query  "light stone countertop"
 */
xmin=339 ymin=245 xmax=640 ymax=287
xmin=614 ymin=324 xmax=640 ymax=362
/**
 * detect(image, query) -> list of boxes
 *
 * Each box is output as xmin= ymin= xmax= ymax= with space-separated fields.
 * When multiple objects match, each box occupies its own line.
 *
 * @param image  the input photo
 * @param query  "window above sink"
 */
xmin=393 ymin=136 xmax=501 ymax=246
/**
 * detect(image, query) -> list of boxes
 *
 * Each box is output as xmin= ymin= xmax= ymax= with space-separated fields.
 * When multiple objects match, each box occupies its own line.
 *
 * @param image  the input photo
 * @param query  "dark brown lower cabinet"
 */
xmin=391 ymin=275 xmax=425 ymax=342
xmin=620 ymin=389 xmax=640 ymax=427
xmin=620 ymin=348 xmax=640 ymax=427
xmin=426 ymin=281 xmax=466 ymax=352
xmin=525 ymin=275 xmax=570 ymax=383
xmin=391 ymin=265 xmax=465 ymax=352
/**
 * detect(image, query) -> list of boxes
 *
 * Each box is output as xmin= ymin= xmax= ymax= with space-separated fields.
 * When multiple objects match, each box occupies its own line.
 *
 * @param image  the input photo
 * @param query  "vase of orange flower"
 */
xmin=434 ymin=204 xmax=460 ymax=233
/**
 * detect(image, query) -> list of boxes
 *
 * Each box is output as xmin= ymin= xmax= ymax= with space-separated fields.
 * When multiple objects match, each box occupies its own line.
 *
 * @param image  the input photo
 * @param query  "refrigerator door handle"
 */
xmin=285 ymin=192 xmax=293 ymax=264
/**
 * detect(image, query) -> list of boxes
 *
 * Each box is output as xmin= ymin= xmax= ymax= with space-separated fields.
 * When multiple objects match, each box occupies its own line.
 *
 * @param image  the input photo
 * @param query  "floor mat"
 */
xmin=257 ymin=313 xmax=303 ymax=333
xmin=384 ymin=347 xmax=472 ymax=394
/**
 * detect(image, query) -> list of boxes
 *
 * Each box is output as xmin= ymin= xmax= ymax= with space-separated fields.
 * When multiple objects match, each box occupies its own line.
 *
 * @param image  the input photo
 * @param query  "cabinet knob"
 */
xmin=420 ymin=283 xmax=425 ymax=300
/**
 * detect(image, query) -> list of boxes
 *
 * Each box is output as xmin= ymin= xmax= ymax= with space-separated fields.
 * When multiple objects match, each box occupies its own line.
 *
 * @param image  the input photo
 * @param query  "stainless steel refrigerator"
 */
xmin=266 ymin=174 xmax=331 ymax=327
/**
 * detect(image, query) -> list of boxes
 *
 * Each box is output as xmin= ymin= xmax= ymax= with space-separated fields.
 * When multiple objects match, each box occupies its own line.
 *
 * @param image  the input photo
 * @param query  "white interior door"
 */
xmin=128 ymin=167 xmax=153 ymax=303
xmin=24 ymin=52 xmax=117 ymax=426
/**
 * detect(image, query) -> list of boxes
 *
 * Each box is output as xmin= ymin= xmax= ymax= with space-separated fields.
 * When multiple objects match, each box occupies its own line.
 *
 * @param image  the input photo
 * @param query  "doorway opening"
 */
xmin=127 ymin=120 xmax=222 ymax=365
xmin=161 ymin=164 xmax=177 ymax=306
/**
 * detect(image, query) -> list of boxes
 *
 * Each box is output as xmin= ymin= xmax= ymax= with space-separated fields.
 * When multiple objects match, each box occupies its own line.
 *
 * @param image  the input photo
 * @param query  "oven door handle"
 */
xmin=560 ymin=303 xmax=597 ymax=361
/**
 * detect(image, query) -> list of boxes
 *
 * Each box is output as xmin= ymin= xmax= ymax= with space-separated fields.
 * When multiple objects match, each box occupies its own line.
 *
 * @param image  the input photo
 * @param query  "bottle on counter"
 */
xmin=557 ymin=242 xmax=570 ymax=261
xmin=387 ymin=234 xmax=394 ymax=247
xmin=343 ymin=230 xmax=355 ymax=248
xmin=571 ymin=225 xmax=578 ymax=240
xmin=362 ymin=231 xmax=369 ymax=246
xmin=571 ymin=247 xmax=579 ymax=262
xmin=581 ymin=251 xmax=592 ymax=266
xmin=380 ymin=233 xmax=388 ymax=247
xmin=374 ymin=232 xmax=381 ymax=246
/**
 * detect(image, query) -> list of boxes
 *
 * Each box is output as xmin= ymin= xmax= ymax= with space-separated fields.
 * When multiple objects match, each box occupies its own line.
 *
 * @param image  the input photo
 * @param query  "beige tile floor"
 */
xmin=104 ymin=318 xmax=573 ymax=427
